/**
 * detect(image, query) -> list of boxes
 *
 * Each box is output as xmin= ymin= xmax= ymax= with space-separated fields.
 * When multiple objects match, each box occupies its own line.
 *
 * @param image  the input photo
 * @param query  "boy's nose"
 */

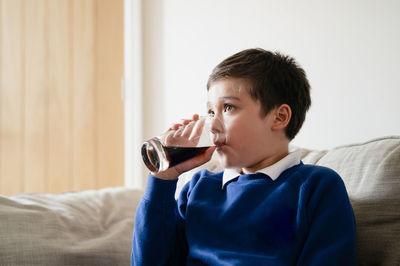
xmin=210 ymin=116 xmax=224 ymax=134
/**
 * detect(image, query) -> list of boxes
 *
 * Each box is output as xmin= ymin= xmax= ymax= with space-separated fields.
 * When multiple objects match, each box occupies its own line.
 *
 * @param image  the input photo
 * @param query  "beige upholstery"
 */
xmin=300 ymin=136 xmax=400 ymax=266
xmin=0 ymin=187 xmax=143 ymax=266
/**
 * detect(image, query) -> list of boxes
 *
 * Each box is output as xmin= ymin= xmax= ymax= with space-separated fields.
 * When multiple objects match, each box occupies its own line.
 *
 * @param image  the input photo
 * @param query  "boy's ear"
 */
xmin=271 ymin=104 xmax=291 ymax=131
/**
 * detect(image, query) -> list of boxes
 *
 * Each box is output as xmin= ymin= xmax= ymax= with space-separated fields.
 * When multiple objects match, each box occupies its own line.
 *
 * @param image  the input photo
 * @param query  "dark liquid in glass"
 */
xmin=141 ymin=144 xmax=210 ymax=173
xmin=165 ymin=146 xmax=210 ymax=168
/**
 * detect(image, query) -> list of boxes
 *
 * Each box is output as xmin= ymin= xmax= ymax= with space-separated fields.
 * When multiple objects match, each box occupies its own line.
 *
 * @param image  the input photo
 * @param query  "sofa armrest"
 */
xmin=0 ymin=187 xmax=143 ymax=266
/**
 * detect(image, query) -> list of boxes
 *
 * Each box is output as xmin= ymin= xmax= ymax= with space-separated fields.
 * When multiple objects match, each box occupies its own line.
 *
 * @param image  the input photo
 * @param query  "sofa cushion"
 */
xmin=300 ymin=136 xmax=400 ymax=266
xmin=0 ymin=187 xmax=143 ymax=266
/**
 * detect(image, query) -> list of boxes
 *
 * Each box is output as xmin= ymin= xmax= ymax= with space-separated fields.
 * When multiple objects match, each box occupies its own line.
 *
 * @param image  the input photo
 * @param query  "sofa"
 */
xmin=0 ymin=136 xmax=399 ymax=265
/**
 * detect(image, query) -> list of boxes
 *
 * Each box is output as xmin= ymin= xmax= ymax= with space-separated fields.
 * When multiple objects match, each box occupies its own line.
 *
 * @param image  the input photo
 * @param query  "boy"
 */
xmin=132 ymin=48 xmax=356 ymax=265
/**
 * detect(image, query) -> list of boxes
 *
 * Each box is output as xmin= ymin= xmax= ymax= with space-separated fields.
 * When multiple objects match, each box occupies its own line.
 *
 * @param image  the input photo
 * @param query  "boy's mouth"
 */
xmin=214 ymin=140 xmax=226 ymax=150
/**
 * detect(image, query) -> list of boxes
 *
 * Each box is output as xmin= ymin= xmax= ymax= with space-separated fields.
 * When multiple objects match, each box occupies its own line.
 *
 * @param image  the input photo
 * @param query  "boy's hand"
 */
xmin=152 ymin=114 xmax=216 ymax=180
xmin=163 ymin=114 xmax=204 ymax=147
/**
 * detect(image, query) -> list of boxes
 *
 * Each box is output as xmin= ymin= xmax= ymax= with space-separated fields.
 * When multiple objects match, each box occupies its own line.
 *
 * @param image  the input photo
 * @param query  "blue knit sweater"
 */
xmin=132 ymin=163 xmax=356 ymax=265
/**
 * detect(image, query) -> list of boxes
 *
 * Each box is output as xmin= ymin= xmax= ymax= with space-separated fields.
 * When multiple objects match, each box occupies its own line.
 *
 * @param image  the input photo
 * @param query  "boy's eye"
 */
xmin=207 ymin=109 xmax=215 ymax=117
xmin=224 ymin=104 xmax=235 ymax=112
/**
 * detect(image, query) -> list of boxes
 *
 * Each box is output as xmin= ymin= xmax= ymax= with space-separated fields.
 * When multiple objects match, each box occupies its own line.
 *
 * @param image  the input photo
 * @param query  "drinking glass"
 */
xmin=141 ymin=116 xmax=215 ymax=173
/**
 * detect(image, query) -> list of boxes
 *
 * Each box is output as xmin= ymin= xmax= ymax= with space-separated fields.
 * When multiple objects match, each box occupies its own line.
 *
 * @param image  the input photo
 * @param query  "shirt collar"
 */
xmin=222 ymin=150 xmax=302 ymax=188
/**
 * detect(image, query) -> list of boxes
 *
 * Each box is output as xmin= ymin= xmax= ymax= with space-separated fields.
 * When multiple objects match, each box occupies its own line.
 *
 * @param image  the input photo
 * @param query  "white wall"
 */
xmin=135 ymin=0 xmax=400 ymax=185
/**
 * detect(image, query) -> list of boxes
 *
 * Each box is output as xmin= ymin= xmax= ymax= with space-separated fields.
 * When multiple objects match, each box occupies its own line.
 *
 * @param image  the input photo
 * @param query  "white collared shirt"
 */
xmin=222 ymin=150 xmax=302 ymax=188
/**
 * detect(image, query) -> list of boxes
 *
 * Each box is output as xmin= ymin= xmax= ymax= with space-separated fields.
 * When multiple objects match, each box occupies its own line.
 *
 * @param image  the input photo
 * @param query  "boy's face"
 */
xmin=207 ymin=78 xmax=286 ymax=172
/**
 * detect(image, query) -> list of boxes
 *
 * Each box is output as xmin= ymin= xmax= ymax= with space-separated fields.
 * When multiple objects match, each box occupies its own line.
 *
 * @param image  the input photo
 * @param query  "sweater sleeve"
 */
xmin=131 ymin=174 xmax=188 ymax=266
xmin=297 ymin=169 xmax=357 ymax=266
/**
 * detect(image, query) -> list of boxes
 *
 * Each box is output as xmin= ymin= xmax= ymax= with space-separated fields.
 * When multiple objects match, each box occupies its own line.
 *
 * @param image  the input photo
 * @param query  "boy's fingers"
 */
xmin=169 ymin=123 xmax=182 ymax=131
xmin=189 ymin=118 xmax=205 ymax=141
xmin=165 ymin=114 xmax=203 ymax=146
xmin=173 ymin=126 xmax=184 ymax=138
xmin=181 ymin=121 xmax=195 ymax=137
xmin=170 ymin=114 xmax=199 ymax=130
xmin=181 ymin=119 xmax=191 ymax=125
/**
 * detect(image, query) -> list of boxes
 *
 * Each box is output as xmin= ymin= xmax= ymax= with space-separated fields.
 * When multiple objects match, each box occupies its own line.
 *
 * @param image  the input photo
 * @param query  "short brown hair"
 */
xmin=207 ymin=48 xmax=311 ymax=140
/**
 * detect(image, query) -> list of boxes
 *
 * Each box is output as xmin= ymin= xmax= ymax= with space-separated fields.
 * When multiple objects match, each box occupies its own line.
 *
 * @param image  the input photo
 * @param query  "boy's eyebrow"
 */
xmin=219 ymin=96 xmax=241 ymax=101
xmin=207 ymin=96 xmax=241 ymax=108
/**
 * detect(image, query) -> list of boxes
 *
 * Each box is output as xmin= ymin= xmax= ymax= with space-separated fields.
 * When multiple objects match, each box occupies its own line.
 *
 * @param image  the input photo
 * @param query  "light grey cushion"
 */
xmin=0 ymin=187 xmax=143 ymax=266
xmin=300 ymin=136 xmax=400 ymax=266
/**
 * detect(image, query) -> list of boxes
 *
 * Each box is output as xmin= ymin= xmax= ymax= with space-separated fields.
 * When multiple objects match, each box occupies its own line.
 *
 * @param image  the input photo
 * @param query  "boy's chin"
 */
xmin=217 ymin=155 xmax=240 ymax=170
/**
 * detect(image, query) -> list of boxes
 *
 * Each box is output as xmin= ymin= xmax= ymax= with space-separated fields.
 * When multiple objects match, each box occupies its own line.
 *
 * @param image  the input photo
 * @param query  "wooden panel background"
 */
xmin=0 ymin=0 xmax=124 ymax=196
